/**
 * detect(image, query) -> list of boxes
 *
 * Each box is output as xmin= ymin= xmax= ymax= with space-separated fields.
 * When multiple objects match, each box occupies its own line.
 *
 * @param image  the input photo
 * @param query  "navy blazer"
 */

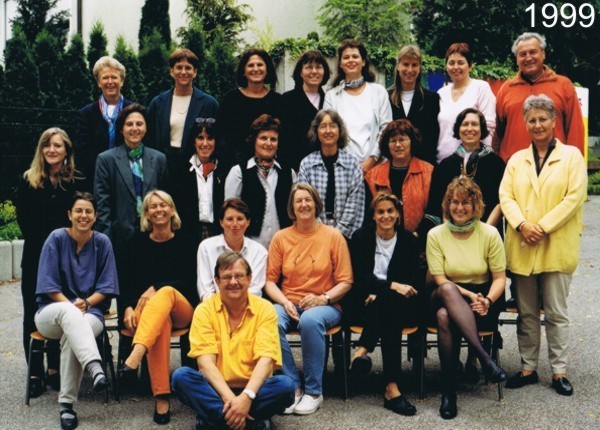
xmin=94 ymin=144 xmax=168 ymax=255
xmin=75 ymin=98 xmax=133 ymax=190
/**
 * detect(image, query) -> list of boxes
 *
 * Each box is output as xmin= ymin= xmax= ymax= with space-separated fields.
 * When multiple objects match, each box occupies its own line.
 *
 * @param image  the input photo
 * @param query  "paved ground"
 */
xmin=1 ymin=197 xmax=599 ymax=430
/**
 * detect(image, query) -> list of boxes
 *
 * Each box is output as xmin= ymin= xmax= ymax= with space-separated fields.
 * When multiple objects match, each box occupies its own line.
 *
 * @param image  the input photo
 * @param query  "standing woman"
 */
xmin=280 ymin=50 xmax=331 ymax=170
xmin=16 ymin=128 xmax=81 ymax=397
xmin=324 ymin=40 xmax=392 ymax=173
xmin=119 ymin=190 xmax=197 ymax=425
xmin=298 ymin=109 xmax=364 ymax=239
xmin=389 ymin=45 xmax=440 ymax=165
xmin=173 ymin=118 xmax=228 ymax=246
xmin=426 ymin=177 xmax=507 ymax=419
xmin=349 ymin=192 xmax=421 ymax=416
xmin=147 ymin=48 xmax=219 ymax=175
xmin=436 ymin=43 xmax=496 ymax=164
xmin=216 ymin=48 xmax=282 ymax=164
xmin=224 ymin=114 xmax=295 ymax=248
xmin=499 ymin=95 xmax=586 ymax=396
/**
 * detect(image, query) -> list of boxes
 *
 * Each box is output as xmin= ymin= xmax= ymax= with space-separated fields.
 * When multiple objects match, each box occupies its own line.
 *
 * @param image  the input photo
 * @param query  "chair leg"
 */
xmin=419 ymin=329 xmax=426 ymax=400
xmin=25 ymin=337 xmax=36 ymax=406
xmin=339 ymin=330 xmax=349 ymax=400
xmin=493 ymin=332 xmax=503 ymax=401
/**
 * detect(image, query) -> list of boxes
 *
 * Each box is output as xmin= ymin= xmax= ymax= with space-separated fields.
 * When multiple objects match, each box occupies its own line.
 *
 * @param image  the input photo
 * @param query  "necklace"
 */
xmin=173 ymin=96 xmax=190 ymax=114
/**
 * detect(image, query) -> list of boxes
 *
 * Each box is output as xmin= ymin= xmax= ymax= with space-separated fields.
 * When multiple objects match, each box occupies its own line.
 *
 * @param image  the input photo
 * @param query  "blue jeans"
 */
xmin=171 ymin=367 xmax=294 ymax=426
xmin=274 ymin=304 xmax=342 ymax=395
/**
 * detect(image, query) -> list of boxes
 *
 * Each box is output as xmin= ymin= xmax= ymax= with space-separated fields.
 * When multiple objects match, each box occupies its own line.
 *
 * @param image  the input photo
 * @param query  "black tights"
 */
xmin=431 ymin=282 xmax=494 ymax=393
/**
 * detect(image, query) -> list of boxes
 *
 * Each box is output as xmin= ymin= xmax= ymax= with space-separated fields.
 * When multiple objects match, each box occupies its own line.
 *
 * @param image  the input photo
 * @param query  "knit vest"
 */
xmin=240 ymin=163 xmax=293 ymax=236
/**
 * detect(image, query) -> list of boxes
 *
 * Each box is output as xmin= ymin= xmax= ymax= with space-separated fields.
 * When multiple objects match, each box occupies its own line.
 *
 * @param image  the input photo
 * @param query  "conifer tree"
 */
xmin=11 ymin=0 xmax=68 ymax=46
xmin=86 ymin=22 xmax=109 ymax=99
xmin=138 ymin=29 xmax=170 ymax=105
xmin=2 ymin=28 xmax=40 ymax=109
xmin=34 ymin=29 xmax=62 ymax=108
xmin=61 ymin=33 xmax=93 ymax=109
xmin=139 ymin=0 xmax=171 ymax=51
xmin=114 ymin=36 xmax=147 ymax=104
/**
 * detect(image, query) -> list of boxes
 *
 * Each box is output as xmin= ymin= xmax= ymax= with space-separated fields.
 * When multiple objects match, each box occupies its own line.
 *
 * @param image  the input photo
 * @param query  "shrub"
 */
xmin=0 ymin=200 xmax=22 ymax=240
xmin=588 ymin=171 xmax=600 ymax=195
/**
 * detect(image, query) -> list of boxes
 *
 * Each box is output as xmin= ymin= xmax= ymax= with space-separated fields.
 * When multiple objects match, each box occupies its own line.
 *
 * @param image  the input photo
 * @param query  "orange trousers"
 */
xmin=133 ymin=286 xmax=194 ymax=396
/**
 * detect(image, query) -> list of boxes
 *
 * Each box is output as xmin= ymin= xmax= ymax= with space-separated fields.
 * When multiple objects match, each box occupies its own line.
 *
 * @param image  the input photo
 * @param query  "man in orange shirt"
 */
xmin=172 ymin=251 xmax=294 ymax=430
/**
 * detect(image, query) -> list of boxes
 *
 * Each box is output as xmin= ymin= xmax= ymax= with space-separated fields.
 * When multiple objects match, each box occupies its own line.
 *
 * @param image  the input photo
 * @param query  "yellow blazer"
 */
xmin=499 ymin=140 xmax=586 ymax=275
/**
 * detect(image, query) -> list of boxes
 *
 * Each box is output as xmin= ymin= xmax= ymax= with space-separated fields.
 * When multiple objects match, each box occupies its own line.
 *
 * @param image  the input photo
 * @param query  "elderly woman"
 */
xmin=17 ymin=127 xmax=81 ymax=397
xmin=499 ymin=95 xmax=586 ymax=396
xmin=75 ymin=56 xmax=132 ymax=190
xmin=281 ymin=50 xmax=331 ymax=170
xmin=224 ymin=114 xmax=295 ymax=248
xmin=437 ymin=43 xmax=496 ymax=164
xmin=324 ymin=40 xmax=392 ymax=173
xmin=173 ymin=118 xmax=228 ymax=245
xmin=364 ymin=119 xmax=434 ymax=237
xmin=389 ymin=45 xmax=440 ymax=165
xmin=216 ymin=48 xmax=282 ymax=164
xmin=264 ymin=183 xmax=353 ymax=415
xmin=147 ymin=48 xmax=219 ymax=174
xmin=298 ymin=109 xmax=364 ymax=239
xmin=426 ymin=177 xmax=506 ymax=419
xmin=349 ymin=192 xmax=421 ymax=416
xmin=119 ymin=190 xmax=197 ymax=425
xmin=429 ymin=108 xmax=505 ymax=228
xmin=34 ymin=192 xmax=118 ymax=430
xmin=197 ymin=198 xmax=268 ymax=302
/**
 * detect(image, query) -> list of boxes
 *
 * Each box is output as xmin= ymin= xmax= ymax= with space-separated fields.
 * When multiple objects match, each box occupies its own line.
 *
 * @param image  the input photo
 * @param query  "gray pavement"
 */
xmin=1 ymin=197 xmax=599 ymax=430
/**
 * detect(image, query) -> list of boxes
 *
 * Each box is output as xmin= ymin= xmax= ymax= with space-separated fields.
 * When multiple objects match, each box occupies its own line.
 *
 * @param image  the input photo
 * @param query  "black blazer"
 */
xmin=280 ymin=86 xmax=325 ymax=170
xmin=75 ymin=98 xmax=133 ymax=190
xmin=389 ymin=88 xmax=440 ymax=166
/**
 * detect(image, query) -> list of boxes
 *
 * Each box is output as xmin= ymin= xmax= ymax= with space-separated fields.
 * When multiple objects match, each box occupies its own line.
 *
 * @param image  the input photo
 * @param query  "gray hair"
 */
xmin=307 ymin=109 xmax=349 ymax=150
xmin=523 ymin=94 xmax=556 ymax=120
xmin=93 ymin=56 xmax=126 ymax=82
xmin=511 ymin=32 xmax=547 ymax=55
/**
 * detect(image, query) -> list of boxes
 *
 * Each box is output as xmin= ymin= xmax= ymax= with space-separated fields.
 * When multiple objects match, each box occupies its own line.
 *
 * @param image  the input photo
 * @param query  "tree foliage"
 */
xmin=2 ymin=28 xmax=40 ymax=109
xmin=318 ymin=0 xmax=411 ymax=50
xmin=114 ymin=36 xmax=147 ymax=104
xmin=11 ymin=0 xmax=69 ymax=46
xmin=61 ymin=34 xmax=93 ymax=108
xmin=139 ymin=0 xmax=171 ymax=51
xmin=87 ymin=22 xmax=109 ymax=77
xmin=34 ymin=29 xmax=63 ymax=108
xmin=139 ymin=29 xmax=171 ymax=105
xmin=184 ymin=0 xmax=252 ymax=45
xmin=201 ymin=29 xmax=237 ymax=100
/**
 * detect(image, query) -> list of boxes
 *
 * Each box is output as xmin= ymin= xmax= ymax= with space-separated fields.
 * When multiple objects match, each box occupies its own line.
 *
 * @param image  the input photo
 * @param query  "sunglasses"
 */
xmin=195 ymin=117 xmax=216 ymax=127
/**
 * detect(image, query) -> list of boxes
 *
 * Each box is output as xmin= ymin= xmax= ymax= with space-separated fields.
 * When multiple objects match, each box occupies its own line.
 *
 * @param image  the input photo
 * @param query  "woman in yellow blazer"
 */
xmin=499 ymin=94 xmax=586 ymax=397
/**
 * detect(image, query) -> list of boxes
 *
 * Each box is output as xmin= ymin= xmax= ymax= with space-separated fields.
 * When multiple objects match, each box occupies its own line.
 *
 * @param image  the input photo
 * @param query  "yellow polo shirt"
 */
xmin=188 ymin=293 xmax=282 ymax=387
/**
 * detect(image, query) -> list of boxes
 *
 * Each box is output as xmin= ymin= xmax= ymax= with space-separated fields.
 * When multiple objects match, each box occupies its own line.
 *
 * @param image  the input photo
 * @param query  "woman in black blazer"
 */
xmin=172 ymin=118 xmax=228 ymax=247
xmin=348 ymin=192 xmax=423 ymax=416
xmin=389 ymin=45 xmax=440 ymax=165
xmin=280 ymin=50 xmax=331 ymax=170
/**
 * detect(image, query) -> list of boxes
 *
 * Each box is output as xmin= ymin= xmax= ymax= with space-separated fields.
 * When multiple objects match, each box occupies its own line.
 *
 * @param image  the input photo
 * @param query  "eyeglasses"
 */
xmin=450 ymin=199 xmax=473 ymax=207
xmin=218 ymin=274 xmax=247 ymax=283
xmin=196 ymin=117 xmax=216 ymax=127
xmin=389 ymin=137 xmax=411 ymax=146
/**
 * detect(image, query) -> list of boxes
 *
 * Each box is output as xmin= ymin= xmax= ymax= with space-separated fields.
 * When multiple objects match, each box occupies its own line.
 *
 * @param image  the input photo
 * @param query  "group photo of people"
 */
xmin=14 ymin=28 xmax=588 ymax=430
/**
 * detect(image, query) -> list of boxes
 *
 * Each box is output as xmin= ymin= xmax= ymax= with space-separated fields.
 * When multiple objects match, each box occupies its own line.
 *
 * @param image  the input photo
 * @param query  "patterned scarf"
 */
xmin=255 ymin=157 xmax=275 ymax=178
xmin=127 ymin=144 xmax=144 ymax=216
xmin=455 ymin=143 xmax=494 ymax=178
xmin=344 ymin=76 xmax=365 ymax=89
xmin=446 ymin=218 xmax=479 ymax=233
xmin=99 ymin=95 xmax=124 ymax=148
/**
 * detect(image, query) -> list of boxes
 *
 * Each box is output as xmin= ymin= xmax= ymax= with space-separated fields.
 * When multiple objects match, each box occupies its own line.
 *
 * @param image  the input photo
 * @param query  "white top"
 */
xmin=324 ymin=82 xmax=392 ymax=162
xmin=374 ymin=233 xmax=397 ymax=280
xmin=306 ymin=91 xmax=321 ymax=109
xmin=401 ymin=90 xmax=415 ymax=115
xmin=169 ymin=94 xmax=192 ymax=148
xmin=436 ymin=79 xmax=496 ymax=164
xmin=188 ymin=154 xmax=215 ymax=223
xmin=196 ymin=234 xmax=268 ymax=302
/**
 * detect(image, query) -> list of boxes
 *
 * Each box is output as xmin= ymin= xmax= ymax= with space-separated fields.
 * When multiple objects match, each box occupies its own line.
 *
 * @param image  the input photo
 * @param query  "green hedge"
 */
xmin=0 ymin=200 xmax=22 ymax=241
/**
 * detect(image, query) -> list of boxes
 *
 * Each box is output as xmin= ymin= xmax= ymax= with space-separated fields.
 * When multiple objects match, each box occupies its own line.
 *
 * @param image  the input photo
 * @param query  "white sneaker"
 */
xmin=294 ymin=394 xmax=323 ymax=415
xmin=283 ymin=394 xmax=303 ymax=414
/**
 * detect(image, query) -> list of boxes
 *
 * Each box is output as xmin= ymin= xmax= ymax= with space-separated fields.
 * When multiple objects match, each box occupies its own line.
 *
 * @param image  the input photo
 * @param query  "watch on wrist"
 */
xmin=85 ymin=299 xmax=92 ymax=310
xmin=323 ymin=293 xmax=331 ymax=305
xmin=242 ymin=388 xmax=256 ymax=400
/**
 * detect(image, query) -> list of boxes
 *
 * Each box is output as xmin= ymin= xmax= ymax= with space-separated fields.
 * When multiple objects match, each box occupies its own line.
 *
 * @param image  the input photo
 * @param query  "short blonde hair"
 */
xmin=140 ymin=190 xmax=182 ymax=232
xmin=93 ymin=56 xmax=126 ymax=82
xmin=287 ymin=183 xmax=323 ymax=221
xmin=441 ymin=177 xmax=485 ymax=221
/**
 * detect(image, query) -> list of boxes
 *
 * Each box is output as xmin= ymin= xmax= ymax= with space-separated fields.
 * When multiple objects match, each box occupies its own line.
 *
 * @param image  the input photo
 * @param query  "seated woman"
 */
xmin=225 ymin=114 xmax=295 ymax=248
xmin=265 ymin=183 xmax=353 ymax=415
xmin=426 ymin=177 xmax=506 ymax=420
xmin=349 ymin=192 xmax=421 ymax=416
xmin=197 ymin=198 xmax=268 ymax=302
xmin=119 ymin=190 xmax=197 ymax=425
xmin=298 ymin=109 xmax=364 ymax=239
xmin=34 ymin=191 xmax=118 ymax=430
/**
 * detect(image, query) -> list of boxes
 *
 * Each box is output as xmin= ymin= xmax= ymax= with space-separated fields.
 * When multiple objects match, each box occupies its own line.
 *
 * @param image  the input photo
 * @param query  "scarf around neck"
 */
xmin=99 ymin=95 xmax=124 ymax=148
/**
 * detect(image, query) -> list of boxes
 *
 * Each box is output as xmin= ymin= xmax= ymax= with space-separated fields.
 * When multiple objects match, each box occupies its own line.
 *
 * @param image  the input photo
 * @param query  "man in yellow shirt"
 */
xmin=172 ymin=251 xmax=294 ymax=429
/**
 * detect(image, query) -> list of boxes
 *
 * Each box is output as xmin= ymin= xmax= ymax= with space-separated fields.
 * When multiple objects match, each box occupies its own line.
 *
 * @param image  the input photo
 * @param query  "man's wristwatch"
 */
xmin=242 ymin=389 xmax=256 ymax=400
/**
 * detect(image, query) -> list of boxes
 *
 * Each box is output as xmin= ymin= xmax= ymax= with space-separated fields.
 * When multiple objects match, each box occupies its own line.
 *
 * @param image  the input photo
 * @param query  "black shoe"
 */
xmin=92 ymin=373 xmax=109 ymax=392
xmin=46 ymin=371 xmax=60 ymax=390
xmin=384 ymin=394 xmax=417 ymax=416
xmin=505 ymin=297 xmax=517 ymax=310
xmin=483 ymin=360 xmax=506 ymax=383
xmin=505 ymin=371 xmax=539 ymax=389
xmin=29 ymin=377 xmax=46 ymax=398
xmin=551 ymin=377 xmax=573 ymax=396
xmin=153 ymin=402 xmax=171 ymax=425
xmin=118 ymin=363 xmax=138 ymax=379
xmin=60 ymin=408 xmax=78 ymax=430
xmin=439 ymin=392 xmax=457 ymax=420
xmin=350 ymin=354 xmax=372 ymax=376
xmin=246 ymin=418 xmax=272 ymax=429
xmin=463 ymin=362 xmax=479 ymax=384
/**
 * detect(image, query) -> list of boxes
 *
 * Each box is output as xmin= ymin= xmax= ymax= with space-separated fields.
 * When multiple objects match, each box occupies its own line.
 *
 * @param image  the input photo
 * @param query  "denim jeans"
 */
xmin=274 ymin=304 xmax=342 ymax=395
xmin=171 ymin=367 xmax=294 ymax=426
